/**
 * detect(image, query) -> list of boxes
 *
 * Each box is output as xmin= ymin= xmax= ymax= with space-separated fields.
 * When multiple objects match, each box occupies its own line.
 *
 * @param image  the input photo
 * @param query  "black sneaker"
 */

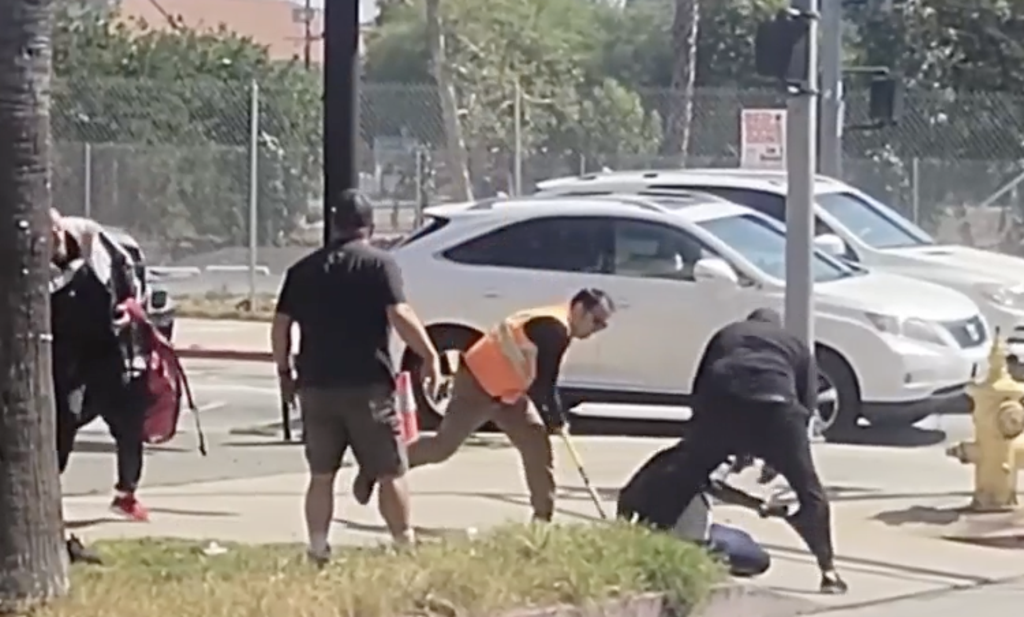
xmin=67 ymin=535 xmax=103 ymax=565
xmin=820 ymin=571 xmax=848 ymax=595
xmin=352 ymin=471 xmax=376 ymax=506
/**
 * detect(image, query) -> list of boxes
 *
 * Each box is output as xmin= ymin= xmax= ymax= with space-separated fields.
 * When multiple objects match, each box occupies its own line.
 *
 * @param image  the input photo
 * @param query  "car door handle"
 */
xmin=617 ymin=300 xmax=631 ymax=309
xmin=482 ymin=291 xmax=501 ymax=299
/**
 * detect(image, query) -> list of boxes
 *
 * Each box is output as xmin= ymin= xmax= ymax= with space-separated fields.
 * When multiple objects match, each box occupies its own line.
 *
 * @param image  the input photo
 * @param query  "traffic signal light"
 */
xmin=754 ymin=11 xmax=810 ymax=84
xmin=869 ymin=77 xmax=903 ymax=123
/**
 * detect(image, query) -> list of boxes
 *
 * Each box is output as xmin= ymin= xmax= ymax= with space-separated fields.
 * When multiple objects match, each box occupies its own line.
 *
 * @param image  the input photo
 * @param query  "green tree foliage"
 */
xmin=51 ymin=4 xmax=321 ymax=254
xmin=839 ymin=0 xmax=1024 ymax=221
xmin=364 ymin=0 xmax=665 ymax=192
xmin=365 ymin=0 xmax=1024 ymax=184
xmin=58 ymin=0 xmax=1024 ymax=229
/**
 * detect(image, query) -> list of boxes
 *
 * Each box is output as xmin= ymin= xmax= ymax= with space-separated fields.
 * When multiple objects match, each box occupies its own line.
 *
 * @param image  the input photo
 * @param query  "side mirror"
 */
xmin=814 ymin=234 xmax=847 ymax=258
xmin=693 ymin=258 xmax=739 ymax=287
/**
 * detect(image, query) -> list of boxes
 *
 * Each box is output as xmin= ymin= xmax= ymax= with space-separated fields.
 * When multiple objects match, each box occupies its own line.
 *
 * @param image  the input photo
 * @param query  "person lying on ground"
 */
xmin=618 ymin=447 xmax=783 ymax=578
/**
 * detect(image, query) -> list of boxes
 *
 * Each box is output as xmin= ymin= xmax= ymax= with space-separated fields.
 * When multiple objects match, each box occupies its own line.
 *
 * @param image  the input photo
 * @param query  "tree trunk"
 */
xmin=659 ymin=0 xmax=700 ymax=163
xmin=0 ymin=0 xmax=71 ymax=611
xmin=425 ymin=0 xmax=474 ymax=202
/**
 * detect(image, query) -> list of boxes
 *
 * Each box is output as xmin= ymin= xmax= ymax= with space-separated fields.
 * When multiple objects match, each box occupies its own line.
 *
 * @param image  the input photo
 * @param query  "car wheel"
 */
xmin=816 ymin=348 xmax=861 ymax=441
xmin=404 ymin=326 xmax=482 ymax=430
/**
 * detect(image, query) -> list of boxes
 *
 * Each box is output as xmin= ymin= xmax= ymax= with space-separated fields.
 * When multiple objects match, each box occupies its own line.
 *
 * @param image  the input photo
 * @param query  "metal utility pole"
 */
xmin=247 ymin=80 xmax=260 ymax=309
xmin=785 ymin=0 xmax=819 ymax=354
xmin=323 ymin=0 xmax=361 ymax=245
xmin=302 ymin=0 xmax=313 ymax=70
xmin=819 ymin=0 xmax=843 ymax=178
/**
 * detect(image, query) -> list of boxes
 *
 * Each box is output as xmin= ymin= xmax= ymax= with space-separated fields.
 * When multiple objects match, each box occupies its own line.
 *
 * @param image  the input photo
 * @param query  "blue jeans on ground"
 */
xmin=708 ymin=523 xmax=771 ymax=577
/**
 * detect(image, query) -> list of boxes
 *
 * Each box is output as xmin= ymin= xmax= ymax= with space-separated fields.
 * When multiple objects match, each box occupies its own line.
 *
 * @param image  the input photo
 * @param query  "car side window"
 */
xmin=442 ymin=216 xmax=611 ymax=273
xmin=687 ymin=186 xmax=859 ymax=260
xmin=682 ymin=187 xmax=783 ymax=222
xmin=611 ymin=219 xmax=718 ymax=281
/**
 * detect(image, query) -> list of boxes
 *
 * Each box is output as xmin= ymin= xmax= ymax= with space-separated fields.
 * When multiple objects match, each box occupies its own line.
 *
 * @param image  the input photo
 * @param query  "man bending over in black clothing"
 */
xmin=634 ymin=308 xmax=847 ymax=594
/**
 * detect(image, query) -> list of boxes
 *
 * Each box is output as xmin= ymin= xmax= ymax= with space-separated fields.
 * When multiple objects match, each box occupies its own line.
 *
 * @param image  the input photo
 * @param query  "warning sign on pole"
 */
xmin=740 ymin=109 xmax=786 ymax=170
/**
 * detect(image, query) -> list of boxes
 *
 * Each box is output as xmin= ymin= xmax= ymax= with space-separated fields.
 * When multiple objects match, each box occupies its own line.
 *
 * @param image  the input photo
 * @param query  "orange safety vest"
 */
xmin=463 ymin=305 xmax=570 ymax=404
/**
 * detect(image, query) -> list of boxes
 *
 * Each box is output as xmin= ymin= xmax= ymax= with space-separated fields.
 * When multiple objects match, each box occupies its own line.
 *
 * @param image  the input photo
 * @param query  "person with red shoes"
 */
xmin=50 ymin=208 xmax=151 ymax=528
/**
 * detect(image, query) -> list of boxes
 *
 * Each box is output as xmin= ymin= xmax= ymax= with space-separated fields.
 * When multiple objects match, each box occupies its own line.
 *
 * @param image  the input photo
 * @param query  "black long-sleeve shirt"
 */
xmin=692 ymin=320 xmax=815 ymax=411
xmin=522 ymin=316 xmax=572 ymax=423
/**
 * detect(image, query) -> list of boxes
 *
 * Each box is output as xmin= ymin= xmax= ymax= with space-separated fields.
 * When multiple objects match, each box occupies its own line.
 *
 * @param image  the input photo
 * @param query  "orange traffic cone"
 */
xmin=396 ymin=371 xmax=420 ymax=444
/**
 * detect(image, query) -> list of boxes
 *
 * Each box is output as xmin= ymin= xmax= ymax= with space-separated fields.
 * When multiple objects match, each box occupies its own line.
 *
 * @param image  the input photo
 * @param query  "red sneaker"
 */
xmin=110 ymin=494 xmax=150 ymax=522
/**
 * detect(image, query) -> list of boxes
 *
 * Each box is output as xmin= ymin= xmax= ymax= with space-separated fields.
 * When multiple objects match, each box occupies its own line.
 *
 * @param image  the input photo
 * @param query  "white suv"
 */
xmin=390 ymin=194 xmax=989 ymax=440
xmin=536 ymin=169 xmax=1024 ymax=358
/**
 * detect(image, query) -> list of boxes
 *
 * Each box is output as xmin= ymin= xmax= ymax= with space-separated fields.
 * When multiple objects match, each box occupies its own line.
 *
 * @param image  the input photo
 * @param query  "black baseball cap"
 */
xmin=332 ymin=189 xmax=375 ymax=231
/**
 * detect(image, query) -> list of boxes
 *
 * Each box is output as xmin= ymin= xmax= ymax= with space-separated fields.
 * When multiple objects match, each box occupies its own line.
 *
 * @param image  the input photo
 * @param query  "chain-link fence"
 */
xmin=52 ymin=76 xmax=1024 ymax=295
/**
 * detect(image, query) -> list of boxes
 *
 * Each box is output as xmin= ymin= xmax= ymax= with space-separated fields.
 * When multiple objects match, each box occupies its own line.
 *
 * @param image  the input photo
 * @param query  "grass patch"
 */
xmin=174 ymin=292 xmax=274 ymax=321
xmin=38 ymin=523 xmax=724 ymax=617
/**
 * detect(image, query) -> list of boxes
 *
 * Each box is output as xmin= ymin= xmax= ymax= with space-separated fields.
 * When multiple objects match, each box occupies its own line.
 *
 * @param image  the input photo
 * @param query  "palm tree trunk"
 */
xmin=659 ymin=0 xmax=700 ymax=163
xmin=0 ymin=0 xmax=71 ymax=610
xmin=425 ymin=0 xmax=474 ymax=201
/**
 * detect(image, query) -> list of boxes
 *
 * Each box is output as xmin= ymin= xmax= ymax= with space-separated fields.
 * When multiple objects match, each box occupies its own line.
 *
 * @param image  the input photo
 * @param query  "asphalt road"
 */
xmin=61 ymin=358 xmax=977 ymax=498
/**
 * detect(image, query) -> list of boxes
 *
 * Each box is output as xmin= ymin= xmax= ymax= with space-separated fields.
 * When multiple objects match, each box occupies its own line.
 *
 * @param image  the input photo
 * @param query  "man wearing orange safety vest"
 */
xmin=353 ymin=288 xmax=615 ymax=521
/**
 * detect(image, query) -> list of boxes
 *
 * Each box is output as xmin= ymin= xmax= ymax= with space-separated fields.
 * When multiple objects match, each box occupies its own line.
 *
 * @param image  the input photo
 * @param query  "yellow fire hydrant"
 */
xmin=946 ymin=332 xmax=1024 ymax=511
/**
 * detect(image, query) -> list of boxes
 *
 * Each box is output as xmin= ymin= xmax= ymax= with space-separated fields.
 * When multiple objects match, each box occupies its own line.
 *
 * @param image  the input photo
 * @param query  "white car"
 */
xmin=103 ymin=226 xmax=176 ymax=340
xmin=390 ymin=194 xmax=989 ymax=439
xmin=535 ymin=169 xmax=1024 ymax=358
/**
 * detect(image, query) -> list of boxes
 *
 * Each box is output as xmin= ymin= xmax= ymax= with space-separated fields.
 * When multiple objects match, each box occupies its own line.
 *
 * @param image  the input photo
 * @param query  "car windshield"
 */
xmin=698 ymin=214 xmax=856 ymax=283
xmin=816 ymin=191 xmax=933 ymax=249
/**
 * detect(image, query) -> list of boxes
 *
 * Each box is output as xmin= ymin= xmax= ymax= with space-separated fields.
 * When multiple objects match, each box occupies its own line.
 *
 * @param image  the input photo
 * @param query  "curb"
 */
xmin=178 ymin=347 xmax=273 ymax=362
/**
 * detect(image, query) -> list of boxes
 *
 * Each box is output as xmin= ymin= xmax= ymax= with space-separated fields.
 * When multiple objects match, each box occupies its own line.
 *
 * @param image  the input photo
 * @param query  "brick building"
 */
xmin=117 ymin=0 xmax=330 ymax=64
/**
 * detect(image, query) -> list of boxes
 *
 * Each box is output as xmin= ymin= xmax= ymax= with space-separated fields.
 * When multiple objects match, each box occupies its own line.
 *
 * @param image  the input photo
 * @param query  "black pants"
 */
xmin=57 ymin=370 xmax=146 ymax=493
xmin=639 ymin=395 xmax=835 ymax=570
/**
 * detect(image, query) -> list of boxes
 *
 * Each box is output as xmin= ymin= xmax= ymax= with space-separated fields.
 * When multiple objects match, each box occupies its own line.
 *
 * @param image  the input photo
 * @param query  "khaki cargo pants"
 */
xmin=407 ymin=366 xmax=555 ymax=520
xmin=299 ymin=384 xmax=408 ymax=478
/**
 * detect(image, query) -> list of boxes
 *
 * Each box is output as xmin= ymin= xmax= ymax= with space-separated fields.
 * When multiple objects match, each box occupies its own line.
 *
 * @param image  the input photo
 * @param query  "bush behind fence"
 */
xmin=51 ymin=77 xmax=1024 ymax=264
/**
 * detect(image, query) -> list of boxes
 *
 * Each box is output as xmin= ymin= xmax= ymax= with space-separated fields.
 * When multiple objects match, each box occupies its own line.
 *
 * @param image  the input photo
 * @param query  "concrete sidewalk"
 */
xmin=66 ymin=435 xmax=1024 ymax=614
xmin=175 ymin=318 xmax=273 ymax=360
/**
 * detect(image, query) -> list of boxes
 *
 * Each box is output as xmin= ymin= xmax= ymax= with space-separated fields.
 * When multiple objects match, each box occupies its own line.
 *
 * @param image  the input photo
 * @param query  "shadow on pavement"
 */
xmin=873 ymin=505 xmax=968 ymax=527
xmin=830 ymin=426 xmax=947 ymax=448
xmin=76 ymin=440 xmax=191 ymax=455
xmin=67 ymin=517 xmax=123 ymax=530
xmin=147 ymin=507 xmax=239 ymax=518
xmin=870 ymin=502 xmax=1024 ymax=548
xmin=220 ymin=439 xmax=306 ymax=449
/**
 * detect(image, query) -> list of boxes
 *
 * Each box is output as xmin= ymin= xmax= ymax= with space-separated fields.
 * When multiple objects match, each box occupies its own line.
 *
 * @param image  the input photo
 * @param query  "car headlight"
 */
xmin=865 ymin=312 xmax=950 ymax=346
xmin=975 ymin=282 xmax=1024 ymax=309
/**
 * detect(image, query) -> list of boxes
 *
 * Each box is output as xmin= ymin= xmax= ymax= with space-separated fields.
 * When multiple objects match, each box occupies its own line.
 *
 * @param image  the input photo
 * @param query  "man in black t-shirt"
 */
xmin=272 ymin=190 xmax=441 ymax=564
